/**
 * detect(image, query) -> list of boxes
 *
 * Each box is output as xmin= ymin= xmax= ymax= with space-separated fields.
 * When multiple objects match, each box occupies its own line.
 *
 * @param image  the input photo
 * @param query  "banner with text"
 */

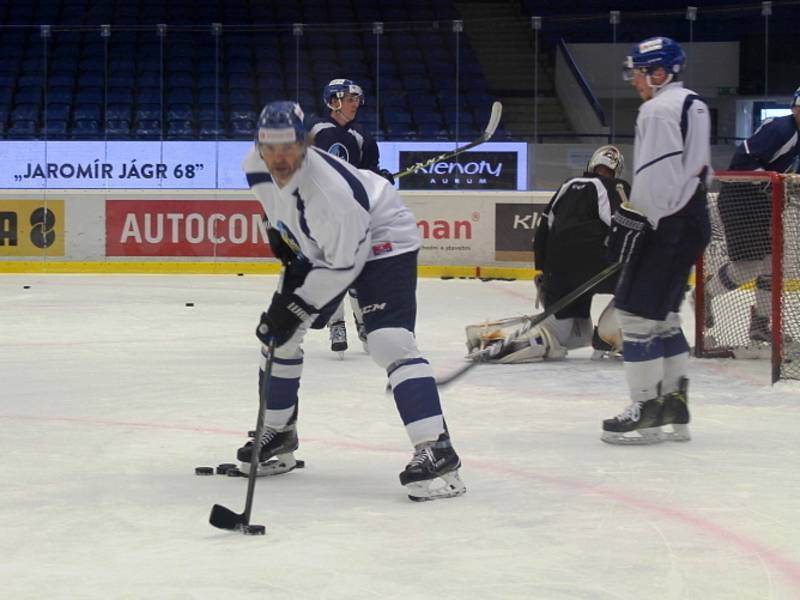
xmin=0 ymin=199 xmax=65 ymax=257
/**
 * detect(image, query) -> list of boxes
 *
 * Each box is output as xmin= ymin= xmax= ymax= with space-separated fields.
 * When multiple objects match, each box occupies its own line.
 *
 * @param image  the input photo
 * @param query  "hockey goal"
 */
xmin=695 ymin=171 xmax=800 ymax=382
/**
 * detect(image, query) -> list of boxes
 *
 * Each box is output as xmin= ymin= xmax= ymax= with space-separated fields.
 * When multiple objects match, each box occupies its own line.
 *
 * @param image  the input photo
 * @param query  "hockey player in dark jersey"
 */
xmin=465 ymin=145 xmax=629 ymax=362
xmin=700 ymin=85 xmax=800 ymax=341
xmin=306 ymin=79 xmax=394 ymax=356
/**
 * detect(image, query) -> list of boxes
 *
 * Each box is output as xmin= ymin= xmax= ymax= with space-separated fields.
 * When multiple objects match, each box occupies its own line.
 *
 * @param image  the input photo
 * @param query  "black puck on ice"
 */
xmin=185 ymin=302 xmax=194 ymax=307
xmin=226 ymin=468 xmax=243 ymax=477
xmin=23 ymin=285 xmax=31 ymax=289
xmin=216 ymin=463 xmax=237 ymax=475
xmin=195 ymin=466 xmax=214 ymax=476
xmin=243 ymin=524 xmax=266 ymax=535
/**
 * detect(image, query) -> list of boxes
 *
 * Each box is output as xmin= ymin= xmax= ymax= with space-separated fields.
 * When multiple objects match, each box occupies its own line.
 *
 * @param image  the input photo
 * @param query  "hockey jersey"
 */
xmin=729 ymin=114 xmax=800 ymax=173
xmin=306 ymin=114 xmax=381 ymax=172
xmin=242 ymin=146 xmax=419 ymax=312
xmin=534 ymin=173 xmax=628 ymax=277
xmin=630 ymin=81 xmax=712 ymax=228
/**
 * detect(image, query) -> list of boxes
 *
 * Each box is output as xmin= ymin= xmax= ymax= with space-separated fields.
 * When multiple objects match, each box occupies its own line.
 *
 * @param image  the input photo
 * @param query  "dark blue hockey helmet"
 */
xmin=255 ymin=101 xmax=306 ymax=145
xmin=623 ymin=37 xmax=686 ymax=81
xmin=793 ymin=86 xmax=800 ymax=108
xmin=323 ymin=78 xmax=364 ymax=110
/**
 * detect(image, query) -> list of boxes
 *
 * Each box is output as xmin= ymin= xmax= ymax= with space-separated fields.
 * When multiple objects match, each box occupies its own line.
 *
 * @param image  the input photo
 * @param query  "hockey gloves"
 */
xmin=378 ymin=168 xmax=395 ymax=185
xmin=256 ymin=292 xmax=314 ymax=347
xmin=605 ymin=204 xmax=651 ymax=264
xmin=267 ymin=227 xmax=297 ymax=267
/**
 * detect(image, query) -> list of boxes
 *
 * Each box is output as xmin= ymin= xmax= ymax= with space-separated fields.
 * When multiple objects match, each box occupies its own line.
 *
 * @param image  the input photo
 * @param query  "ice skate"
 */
xmin=601 ymin=397 xmax=665 ymax=445
xmin=748 ymin=310 xmax=771 ymax=343
xmin=329 ymin=320 xmax=348 ymax=357
xmin=236 ymin=424 xmax=301 ymax=476
xmin=355 ymin=316 xmax=368 ymax=353
xmin=399 ymin=434 xmax=466 ymax=502
xmin=660 ymin=377 xmax=691 ymax=442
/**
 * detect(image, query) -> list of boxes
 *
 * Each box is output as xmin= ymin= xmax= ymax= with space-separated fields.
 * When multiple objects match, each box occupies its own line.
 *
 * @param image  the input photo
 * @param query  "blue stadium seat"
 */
xmin=11 ymin=104 xmax=39 ymax=121
xmin=167 ymin=104 xmax=193 ymax=121
xmin=42 ymin=119 xmax=69 ymax=139
xmin=46 ymin=103 xmax=71 ymax=121
xmin=106 ymin=103 xmax=132 ymax=121
xmin=167 ymin=88 xmax=193 ymax=105
xmin=229 ymin=119 xmax=255 ymax=139
xmin=75 ymin=87 xmax=103 ymax=104
xmin=7 ymin=119 xmax=37 ymax=139
xmin=198 ymin=120 xmax=225 ymax=139
xmin=106 ymin=119 xmax=131 ymax=139
xmin=135 ymin=119 xmax=162 ymax=139
xmin=74 ymin=104 xmax=101 ymax=121
xmin=47 ymin=86 xmax=74 ymax=104
xmin=167 ymin=119 xmax=194 ymax=139
xmin=14 ymin=87 xmax=42 ymax=104
xmin=135 ymin=104 xmax=161 ymax=121
xmin=71 ymin=119 xmax=100 ymax=140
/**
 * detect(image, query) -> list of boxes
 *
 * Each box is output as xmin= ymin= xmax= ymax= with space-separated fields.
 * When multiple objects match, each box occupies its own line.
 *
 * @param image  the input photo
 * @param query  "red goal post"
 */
xmin=694 ymin=171 xmax=800 ymax=382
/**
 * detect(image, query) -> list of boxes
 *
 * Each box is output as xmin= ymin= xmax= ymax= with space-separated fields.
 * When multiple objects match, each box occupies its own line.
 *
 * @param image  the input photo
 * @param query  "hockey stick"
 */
xmin=435 ymin=262 xmax=622 ymax=388
xmin=392 ymin=101 xmax=503 ymax=179
xmin=209 ymin=338 xmax=276 ymax=535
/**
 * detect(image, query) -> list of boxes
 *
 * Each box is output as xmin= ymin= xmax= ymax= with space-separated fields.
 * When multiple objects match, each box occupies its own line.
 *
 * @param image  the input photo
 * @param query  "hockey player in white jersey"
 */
xmin=602 ymin=37 xmax=711 ymax=444
xmin=238 ymin=100 xmax=465 ymax=501
xmin=464 ymin=145 xmax=628 ymax=363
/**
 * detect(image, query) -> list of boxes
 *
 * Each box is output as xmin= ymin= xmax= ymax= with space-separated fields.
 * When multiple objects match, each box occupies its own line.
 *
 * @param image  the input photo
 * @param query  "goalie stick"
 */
xmin=392 ymin=101 xmax=503 ymax=179
xmin=434 ymin=262 xmax=622 ymax=388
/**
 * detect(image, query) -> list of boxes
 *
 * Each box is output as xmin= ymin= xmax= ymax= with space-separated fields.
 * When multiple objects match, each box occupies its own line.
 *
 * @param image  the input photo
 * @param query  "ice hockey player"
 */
xmin=699 ymin=85 xmax=800 ymax=343
xmin=465 ymin=145 xmax=629 ymax=363
xmin=306 ymin=78 xmax=394 ymax=356
xmin=238 ymin=100 xmax=465 ymax=501
xmin=602 ymin=36 xmax=711 ymax=444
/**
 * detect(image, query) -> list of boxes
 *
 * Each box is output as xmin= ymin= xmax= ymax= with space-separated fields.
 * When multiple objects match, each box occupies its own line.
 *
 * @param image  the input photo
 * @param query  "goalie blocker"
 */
xmin=465 ymin=298 xmax=622 ymax=363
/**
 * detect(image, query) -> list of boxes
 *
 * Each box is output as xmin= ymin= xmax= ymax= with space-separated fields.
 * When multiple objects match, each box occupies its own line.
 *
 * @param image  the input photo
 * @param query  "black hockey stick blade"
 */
xmin=209 ymin=504 xmax=266 ymax=535
xmin=434 ymin=262 xmax=623 ymax=388
xmin=392 ymin=101 xmax=503 ymax=179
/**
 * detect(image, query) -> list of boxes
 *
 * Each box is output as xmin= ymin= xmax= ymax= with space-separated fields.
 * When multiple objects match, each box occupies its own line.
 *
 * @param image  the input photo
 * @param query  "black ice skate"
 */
xmin=601 ymin=397 xmax=665 ymax=445
xmin=399 ymin=434 xmax=466 ymax=502
xmin=236 ymin=424 xmax=301 ymax=476
xmin=660 ymin=377 xmax=691 ymax=442
xmin=329 ymin=320 xmax=348 ymax=356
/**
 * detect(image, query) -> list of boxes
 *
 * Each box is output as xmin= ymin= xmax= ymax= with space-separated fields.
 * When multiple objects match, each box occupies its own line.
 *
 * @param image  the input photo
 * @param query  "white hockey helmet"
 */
xmin=587 ymin=145 xmax=625 ymax=178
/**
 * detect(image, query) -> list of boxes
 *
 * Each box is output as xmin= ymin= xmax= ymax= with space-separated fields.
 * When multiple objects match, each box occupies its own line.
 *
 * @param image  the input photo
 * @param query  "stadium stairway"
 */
xmin=455 ymin=0 xmax=572 ymax=140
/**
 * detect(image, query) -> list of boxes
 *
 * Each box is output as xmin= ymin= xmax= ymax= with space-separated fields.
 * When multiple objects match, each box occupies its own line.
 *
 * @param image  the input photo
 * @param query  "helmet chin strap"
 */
xmin=645 ymin=71 xmax=674 ymax=91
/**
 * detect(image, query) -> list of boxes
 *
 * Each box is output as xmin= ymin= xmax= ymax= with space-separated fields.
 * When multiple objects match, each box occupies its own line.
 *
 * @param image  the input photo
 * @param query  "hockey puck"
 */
xmin=226 ymin=468 xmax=243 ymax=477
xmin=296 ymin=459 xmax=305 ymax=469
xmin=185 ymin=302 xmax=194 ymax=307
xmin=195 ymin=466 xmax=214 ymax=476
xmin=242 ymin=524 xmax=265 ymax=535
xmin=23 ymin=285 xmax=31 ymax=289
xmin=216 ymin=463 xmax=237 ymax=475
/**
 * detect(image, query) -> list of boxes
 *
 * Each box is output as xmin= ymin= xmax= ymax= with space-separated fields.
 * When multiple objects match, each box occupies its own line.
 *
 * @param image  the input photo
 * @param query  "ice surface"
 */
xmin=1 ymin=274 xmax=799 ymax=599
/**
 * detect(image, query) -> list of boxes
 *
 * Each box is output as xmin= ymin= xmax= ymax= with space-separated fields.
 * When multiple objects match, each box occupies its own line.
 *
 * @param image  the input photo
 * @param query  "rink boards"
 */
xmin=0 ymin=189 xmax=552 ymax=279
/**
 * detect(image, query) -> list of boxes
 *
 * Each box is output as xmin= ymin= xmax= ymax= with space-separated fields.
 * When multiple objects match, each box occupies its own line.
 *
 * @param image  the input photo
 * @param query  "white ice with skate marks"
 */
xmin=1 ymin=274 xmax=800 ymax=599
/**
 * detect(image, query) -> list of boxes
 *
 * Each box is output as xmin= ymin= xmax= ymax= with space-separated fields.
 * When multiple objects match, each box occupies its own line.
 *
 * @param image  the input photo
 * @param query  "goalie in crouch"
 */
xmin=466 ymin=145 xmax=629 ymax=362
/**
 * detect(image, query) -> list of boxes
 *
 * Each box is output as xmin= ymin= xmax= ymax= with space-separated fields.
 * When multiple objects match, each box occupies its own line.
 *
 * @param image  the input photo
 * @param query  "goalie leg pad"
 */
xmin=495 ymin=324 xmax=567 ymax=363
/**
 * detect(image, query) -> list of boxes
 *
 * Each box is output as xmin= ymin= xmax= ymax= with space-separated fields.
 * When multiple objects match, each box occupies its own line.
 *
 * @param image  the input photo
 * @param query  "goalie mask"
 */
xmin=587 ymin=145 xmax=625 ymax=178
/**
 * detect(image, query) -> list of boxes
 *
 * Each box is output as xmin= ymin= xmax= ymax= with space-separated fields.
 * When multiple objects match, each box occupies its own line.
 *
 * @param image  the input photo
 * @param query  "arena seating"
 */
xmin=0 ymin=0 xmax=503 ymax=141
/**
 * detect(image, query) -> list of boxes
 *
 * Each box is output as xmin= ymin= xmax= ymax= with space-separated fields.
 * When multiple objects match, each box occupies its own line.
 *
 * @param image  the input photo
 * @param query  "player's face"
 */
xmin=629 ymin=70 xmax=654 ymax=101
xmin=258 ymin=142 xmax=306 ymax=187
xmin=338 ymin=93 xmax=361 ymax=121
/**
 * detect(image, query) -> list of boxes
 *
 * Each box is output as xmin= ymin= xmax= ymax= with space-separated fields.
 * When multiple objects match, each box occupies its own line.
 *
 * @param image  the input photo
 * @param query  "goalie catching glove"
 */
xmin=605 ymin=204 xmax=650 ymax=264
xmin=256 ymin=292 xmax=315 ymax=347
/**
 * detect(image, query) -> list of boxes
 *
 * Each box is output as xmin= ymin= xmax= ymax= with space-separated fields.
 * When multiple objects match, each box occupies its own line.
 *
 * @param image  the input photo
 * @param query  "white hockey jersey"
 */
xmin=242 ymin=146 xmax=420 ymax=311
xmin=630 ymin=81 xmax=712 ymax=228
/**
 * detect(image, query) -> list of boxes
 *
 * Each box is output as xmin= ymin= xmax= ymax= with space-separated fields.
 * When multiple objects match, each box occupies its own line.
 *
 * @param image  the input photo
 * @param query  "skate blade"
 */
xmin=662 ymin=423 xmax=691 ymax=442
xmin=405 ymin=470 xmax=467 ymax=502
xmin=239 ymin=453 xmax=304 ymax=477
xmin=601 ymin=426 xmax=665 ymax=445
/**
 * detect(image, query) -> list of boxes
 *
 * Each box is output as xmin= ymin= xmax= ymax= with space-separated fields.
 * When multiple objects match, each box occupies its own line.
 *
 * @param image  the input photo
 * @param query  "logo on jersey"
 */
xmin=362 ymin=302 xmax=387 ymax=314
xmin=327 ymin=143 xmax=350 ymax=162
xmin=371 ymin=241 xmax=393 ymax=256
xmin=274 ymin=221 xmax=305 ymax=260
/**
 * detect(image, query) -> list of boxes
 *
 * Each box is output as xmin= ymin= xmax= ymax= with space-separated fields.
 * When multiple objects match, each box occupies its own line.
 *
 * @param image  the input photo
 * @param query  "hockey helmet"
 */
xmin=255 ymin=101 xmax=306 ymax=145
xmin=623 ymin=36 xmax=686 ymax=81
xmin=588 ymin=145 xmax=625 ymax=178
xmin=793 ymin=86 xmax=800 ymax=109
xmin=323 ymin=78 xmax=364 ymax=110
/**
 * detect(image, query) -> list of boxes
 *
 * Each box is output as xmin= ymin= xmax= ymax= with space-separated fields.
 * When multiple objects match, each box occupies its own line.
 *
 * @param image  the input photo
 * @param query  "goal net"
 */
xmin=694 ymin=172 xmax=800 ymax=382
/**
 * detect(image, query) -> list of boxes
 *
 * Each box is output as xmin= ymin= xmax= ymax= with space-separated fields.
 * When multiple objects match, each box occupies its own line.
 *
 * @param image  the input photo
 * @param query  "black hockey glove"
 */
xmin=378 ymin=168 xmax=395 ymax=185
xmin=267 ymin=227 xmax=296 ymax=267
xmin=605 ymin=204 xmax=651 ymax=264
xmin=256 ymin=292 xmax=314 ymax=347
